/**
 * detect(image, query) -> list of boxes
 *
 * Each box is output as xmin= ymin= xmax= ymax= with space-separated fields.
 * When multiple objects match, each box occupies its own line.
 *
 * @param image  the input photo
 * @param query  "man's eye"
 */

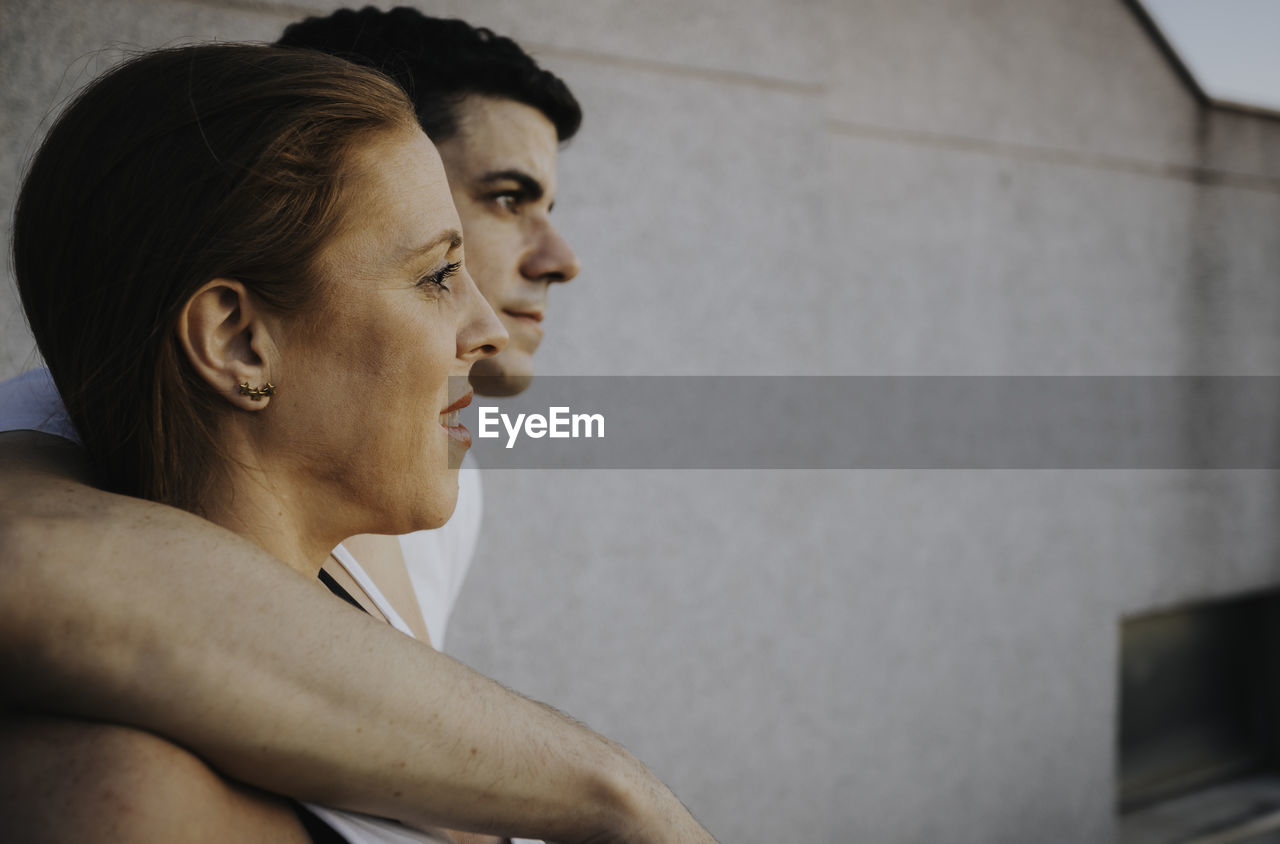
xmin=417 ymin=260 xmax=461 ymax=291
xmin=493 ymin=193 xmax=521 ymax=211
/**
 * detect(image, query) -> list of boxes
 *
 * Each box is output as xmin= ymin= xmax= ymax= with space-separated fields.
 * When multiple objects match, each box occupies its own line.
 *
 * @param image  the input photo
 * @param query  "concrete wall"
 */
xmin=3 ymin=1 xmax=1279 ymax=841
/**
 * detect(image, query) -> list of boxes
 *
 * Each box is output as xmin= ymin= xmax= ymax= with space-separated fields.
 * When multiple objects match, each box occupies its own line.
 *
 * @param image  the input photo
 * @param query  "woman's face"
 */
xmin=266 ymin=126 xmax=506 ymax=540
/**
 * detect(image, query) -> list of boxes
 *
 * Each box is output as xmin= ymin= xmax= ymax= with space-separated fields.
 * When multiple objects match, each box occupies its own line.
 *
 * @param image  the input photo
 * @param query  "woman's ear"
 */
xmin=177 ymin=279 xmax=279 ymax=410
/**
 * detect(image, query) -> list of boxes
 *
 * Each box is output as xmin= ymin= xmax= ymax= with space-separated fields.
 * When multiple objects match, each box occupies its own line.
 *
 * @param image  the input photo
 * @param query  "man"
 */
xmin=0 ymin=8 xmax=713 ymax=842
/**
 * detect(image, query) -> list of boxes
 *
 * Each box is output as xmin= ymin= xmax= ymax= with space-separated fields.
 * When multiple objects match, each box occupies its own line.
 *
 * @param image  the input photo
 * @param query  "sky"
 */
xmin=1140 ymin=0 xmax=1280 ymax=112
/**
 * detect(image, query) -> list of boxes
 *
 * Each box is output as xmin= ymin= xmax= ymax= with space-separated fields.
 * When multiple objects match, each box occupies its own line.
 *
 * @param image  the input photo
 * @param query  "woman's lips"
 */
xmin=444 ymin=421 xmax=472 ymax=447
xmin=441 ymin=390 xmax=473 ymax=415
xmin=440 ymin=390 xmax=473 ymax=448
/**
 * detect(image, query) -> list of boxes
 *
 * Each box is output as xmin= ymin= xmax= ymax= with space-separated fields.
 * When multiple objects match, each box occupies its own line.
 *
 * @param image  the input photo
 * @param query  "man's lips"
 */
xmin=502 ymin=308 xmax=544 ymax=324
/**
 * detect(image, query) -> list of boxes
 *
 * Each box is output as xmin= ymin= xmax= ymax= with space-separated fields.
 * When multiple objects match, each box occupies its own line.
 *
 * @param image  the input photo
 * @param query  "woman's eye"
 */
xmin=418 ymin=260 xmax=461 ymax=292
xmin=493 ymin=192 xmax=520 ymax=211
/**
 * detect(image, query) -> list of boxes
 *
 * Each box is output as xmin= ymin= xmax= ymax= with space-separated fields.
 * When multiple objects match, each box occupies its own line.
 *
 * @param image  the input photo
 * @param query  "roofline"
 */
xmin=1121 ymin=0 xmax=1208 ymax=105
xmin=1122 ymin=0 xmax=1280 ymax=123
xmin=1212 ymin=98 xmax=1280 ymax=122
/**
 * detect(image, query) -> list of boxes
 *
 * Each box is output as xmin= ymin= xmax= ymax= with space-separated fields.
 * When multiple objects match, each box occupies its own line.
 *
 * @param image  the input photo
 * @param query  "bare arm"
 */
xmin=0 ymin=431 xmax=713 ymax=843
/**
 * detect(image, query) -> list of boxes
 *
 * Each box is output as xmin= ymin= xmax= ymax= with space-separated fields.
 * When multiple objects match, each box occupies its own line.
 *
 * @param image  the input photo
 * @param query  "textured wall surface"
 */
xmin=3 ymin=1 xmax=1279 ymax=841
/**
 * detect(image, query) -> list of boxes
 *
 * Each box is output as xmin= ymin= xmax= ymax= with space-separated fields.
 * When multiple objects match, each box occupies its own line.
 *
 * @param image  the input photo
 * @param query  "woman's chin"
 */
xmin=420 ymin=481 xmax=460 ymax=532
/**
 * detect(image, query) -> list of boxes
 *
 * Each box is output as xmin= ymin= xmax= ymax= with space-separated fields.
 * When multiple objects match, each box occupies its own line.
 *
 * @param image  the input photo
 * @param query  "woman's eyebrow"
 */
xmin=477 ymin=169 xmax=543 ymax=201
xmin=399 ymin=229 xmax=463 ymax=264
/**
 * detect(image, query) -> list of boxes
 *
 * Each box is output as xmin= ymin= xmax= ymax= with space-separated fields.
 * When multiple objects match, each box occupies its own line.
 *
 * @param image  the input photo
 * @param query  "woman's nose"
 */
xmin=457 ymin=267 xmax=508 ymax=361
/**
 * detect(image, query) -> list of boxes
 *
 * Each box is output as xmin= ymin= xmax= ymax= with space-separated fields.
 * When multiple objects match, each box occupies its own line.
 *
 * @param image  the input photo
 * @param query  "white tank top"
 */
xmin=302 ymin=546 xmax=452 ymax=842
xmin=308 ymin=547 xmax=539 ymax=844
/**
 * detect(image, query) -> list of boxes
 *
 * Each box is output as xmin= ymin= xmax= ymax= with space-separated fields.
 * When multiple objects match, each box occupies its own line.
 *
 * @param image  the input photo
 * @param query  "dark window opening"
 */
xmin=1118 ymin=589 xmax=1280 ymax=814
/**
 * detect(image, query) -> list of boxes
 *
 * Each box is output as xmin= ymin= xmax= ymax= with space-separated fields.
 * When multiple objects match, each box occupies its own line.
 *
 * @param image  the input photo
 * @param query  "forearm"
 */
xmin=0 ymin=432 xmax=711 ymax=842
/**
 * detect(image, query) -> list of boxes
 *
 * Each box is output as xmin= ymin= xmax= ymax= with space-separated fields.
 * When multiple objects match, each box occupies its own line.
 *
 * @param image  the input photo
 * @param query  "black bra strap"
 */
xmin=317 ymin=568 xmax=367 ymax=614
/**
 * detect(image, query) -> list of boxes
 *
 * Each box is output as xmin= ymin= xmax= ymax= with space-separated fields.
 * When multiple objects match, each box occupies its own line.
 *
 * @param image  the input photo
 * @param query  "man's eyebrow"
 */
xmin=477 ymin=169 xmax=544 ymax=202
xmin=400 ymin=229 xmax=463 ymax=264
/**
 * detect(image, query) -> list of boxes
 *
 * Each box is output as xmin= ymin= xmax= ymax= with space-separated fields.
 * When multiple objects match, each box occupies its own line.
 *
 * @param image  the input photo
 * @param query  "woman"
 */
xmin=11 ymin=44 xmax=507 ymax=842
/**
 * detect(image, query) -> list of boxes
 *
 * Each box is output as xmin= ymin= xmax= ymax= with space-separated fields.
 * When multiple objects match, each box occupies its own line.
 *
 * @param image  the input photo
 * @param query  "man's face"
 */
xmin=435 ymin=95 xmax=580 ymax=397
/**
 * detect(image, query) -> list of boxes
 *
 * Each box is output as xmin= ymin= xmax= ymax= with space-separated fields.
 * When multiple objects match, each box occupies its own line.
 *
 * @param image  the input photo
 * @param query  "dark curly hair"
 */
xmin=277 ymin=6 xmax=581 ymax=143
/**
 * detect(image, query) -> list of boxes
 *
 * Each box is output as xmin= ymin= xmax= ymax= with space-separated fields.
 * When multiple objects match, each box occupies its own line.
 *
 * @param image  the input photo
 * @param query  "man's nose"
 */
xmin=521 ymin=222 xmax=580 ymax=284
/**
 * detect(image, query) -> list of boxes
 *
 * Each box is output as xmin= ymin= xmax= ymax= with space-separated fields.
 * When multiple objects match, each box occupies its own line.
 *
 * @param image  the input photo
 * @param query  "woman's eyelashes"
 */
xmin=418 ymin=260 xmax=462 ymax=292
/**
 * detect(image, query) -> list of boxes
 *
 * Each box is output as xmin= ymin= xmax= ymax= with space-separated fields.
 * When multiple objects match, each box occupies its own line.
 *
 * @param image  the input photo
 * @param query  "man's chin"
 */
xmin=470 ymin=358 xmax=533 ymax=397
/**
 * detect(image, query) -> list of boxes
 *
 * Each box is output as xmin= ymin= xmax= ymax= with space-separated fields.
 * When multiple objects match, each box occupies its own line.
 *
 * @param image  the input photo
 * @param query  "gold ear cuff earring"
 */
xmin=238 ymin=382 xmax=276 ymax=401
